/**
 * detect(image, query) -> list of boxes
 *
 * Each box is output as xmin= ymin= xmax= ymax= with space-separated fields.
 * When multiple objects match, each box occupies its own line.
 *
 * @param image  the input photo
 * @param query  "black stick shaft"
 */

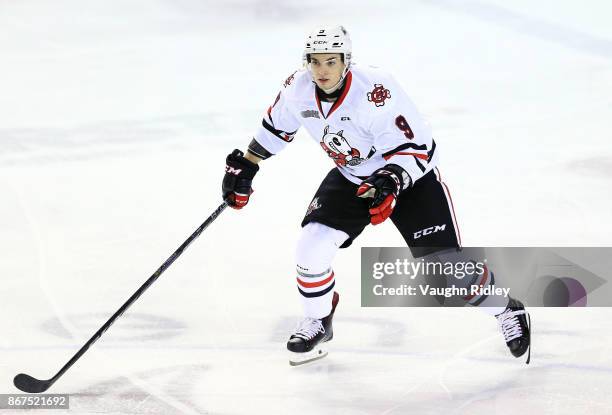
xmin=47 ymin=202 xmax=228 ymax=387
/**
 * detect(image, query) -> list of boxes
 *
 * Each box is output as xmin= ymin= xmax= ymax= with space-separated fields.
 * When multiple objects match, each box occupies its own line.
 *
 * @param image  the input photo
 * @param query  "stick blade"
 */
xmin=13 ymin=373 xmax=52 ymax=394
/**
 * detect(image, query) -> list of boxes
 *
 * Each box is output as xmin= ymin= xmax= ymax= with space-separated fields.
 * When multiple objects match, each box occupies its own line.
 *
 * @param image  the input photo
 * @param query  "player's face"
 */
xmin=309 ymin=53 xmax=345 ymax=89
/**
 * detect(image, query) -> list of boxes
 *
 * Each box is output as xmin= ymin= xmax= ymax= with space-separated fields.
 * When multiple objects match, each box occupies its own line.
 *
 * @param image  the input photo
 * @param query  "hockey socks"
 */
xmin=295 ymin=222 xmax=348 ymax=318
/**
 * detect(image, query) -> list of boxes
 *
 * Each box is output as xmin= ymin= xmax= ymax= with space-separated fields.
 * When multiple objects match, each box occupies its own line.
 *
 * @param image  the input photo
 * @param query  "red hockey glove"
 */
xmin=356 ymin=165 xmax=408 ymax=225
xmin=222 ymin=149 xmax=259 ymax=209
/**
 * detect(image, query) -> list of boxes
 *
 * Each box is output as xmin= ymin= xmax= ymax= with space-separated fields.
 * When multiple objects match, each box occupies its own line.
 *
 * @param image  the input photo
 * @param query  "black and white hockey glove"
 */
xmin=356 ymin=164 xmax=410 ymax=225
xmin=222 ymin=149 xmax=259 ymax=209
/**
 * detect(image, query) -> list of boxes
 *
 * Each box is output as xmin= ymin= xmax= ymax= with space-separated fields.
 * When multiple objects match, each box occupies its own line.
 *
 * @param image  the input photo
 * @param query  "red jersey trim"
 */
xmin=383 ymin=151 xmax=429 ymax=161
xmin=315 ymin=71 xmax=353 ymax=120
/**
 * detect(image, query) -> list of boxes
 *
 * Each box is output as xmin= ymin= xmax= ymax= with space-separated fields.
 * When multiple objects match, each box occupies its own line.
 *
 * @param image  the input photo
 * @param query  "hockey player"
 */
xmin=221 ymin=26 xmax=530 ymax=365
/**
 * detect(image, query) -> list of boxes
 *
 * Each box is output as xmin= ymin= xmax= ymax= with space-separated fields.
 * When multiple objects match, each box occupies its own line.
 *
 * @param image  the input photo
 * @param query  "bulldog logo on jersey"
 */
xmin=367 ymin=84 xmax=391 ymax=107
xmin=320 ymin=126 xmax=363 ymax=167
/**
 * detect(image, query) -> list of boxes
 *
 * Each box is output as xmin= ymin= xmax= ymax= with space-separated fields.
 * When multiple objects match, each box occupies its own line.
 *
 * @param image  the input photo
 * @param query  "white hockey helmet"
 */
xmin=302 ymin=25 xmax=352 ymax=69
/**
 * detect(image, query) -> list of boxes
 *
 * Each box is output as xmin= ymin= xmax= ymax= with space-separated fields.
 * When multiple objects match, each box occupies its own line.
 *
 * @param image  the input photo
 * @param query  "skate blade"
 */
xmin=288 ymin=347 xmax=328 ymax=366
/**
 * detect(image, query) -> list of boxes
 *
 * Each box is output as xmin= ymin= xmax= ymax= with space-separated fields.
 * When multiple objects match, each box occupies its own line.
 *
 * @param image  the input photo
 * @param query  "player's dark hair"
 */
xmin=306 ymin=54 xmax=345 ymax=64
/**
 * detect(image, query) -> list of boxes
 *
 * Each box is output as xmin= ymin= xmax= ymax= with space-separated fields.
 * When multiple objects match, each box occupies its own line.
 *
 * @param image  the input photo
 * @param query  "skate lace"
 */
xmin=294 ymin=318 xmax=325 ymax=340
xmin=497 ymin=309 xmax=526 ymax=342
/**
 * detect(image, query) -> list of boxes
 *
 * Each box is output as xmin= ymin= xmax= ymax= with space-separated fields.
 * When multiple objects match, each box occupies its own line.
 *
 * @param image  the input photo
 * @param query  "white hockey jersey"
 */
xmin=251 ymin=65 xmax=438 ymax=188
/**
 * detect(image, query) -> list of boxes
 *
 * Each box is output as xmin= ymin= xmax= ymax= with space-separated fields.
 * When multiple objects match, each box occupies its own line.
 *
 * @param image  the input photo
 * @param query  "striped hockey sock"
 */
xmin=296 ymin=267 xmax=336 ymax=319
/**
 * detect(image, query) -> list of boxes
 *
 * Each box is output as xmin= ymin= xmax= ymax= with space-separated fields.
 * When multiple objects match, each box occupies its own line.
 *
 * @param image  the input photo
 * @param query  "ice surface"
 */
xmin=1 ymin=0 xmax=612 ymax=414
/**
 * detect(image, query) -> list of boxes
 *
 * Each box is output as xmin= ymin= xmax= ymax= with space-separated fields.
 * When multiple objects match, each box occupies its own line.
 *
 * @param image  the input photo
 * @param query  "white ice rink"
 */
xmin=2 ymin=0 xmax=612 ymax=413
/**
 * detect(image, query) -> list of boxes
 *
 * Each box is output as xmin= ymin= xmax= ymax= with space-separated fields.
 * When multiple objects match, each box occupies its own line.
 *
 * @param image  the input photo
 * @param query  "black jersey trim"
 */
xmin=414 ymin=157 xmax=426 ymax=172
xmin=428 ymin=139 xmax=436 ymax=162
xmin=262 ymin=119 xmax=297 ymax=142
xmin=366 ymin=146 xmax=377 ymax=159
xmin=382 ymin=142 xmax=428 ymax=158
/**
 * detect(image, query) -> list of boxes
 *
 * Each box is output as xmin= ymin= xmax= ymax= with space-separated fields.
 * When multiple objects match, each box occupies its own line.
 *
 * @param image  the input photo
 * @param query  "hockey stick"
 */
xmin=14 ymin=201 xmax=229 ymax=393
